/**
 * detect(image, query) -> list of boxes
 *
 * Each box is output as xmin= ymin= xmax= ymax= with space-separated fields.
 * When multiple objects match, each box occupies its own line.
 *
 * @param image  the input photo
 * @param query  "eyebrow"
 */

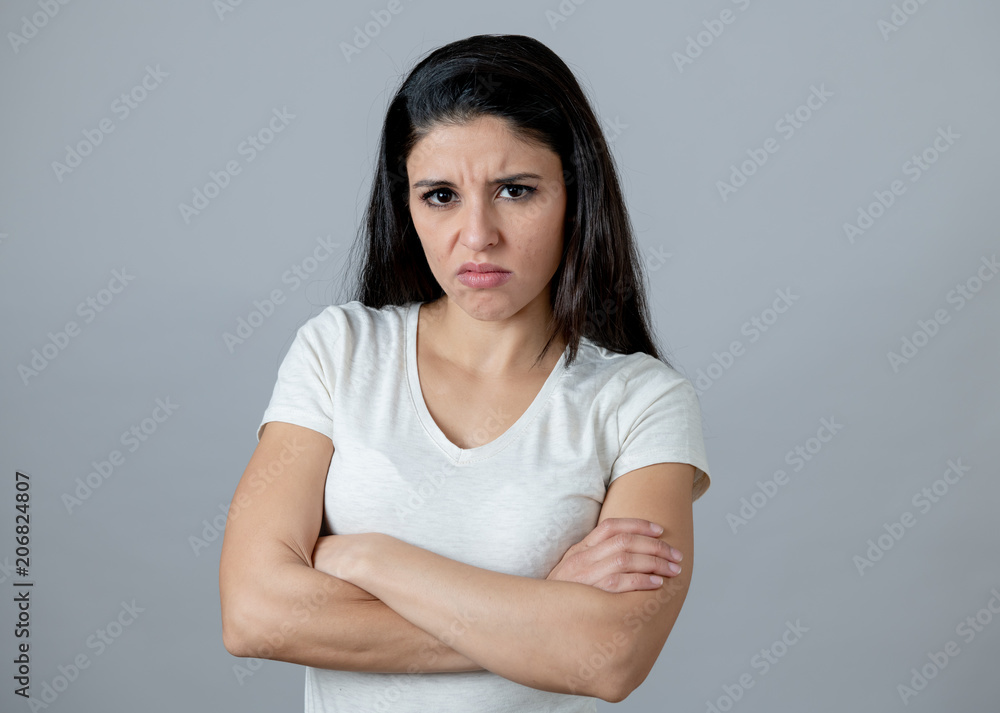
xmin=411 ymin=172 xmax=544 ymax=189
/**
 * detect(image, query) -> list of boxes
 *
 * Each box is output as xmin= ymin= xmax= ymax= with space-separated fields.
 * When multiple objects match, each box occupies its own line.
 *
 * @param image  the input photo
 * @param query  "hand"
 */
xmin=545 ymin=518 xmax=684 ymax=593
xmin=311 ymin=535 xmax=378 ymax=601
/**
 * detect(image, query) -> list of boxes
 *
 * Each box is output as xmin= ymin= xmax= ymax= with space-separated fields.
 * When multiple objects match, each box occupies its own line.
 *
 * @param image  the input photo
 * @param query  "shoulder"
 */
xmin=295 ymin=300 xmax=411 ymax=343
xmin=573 ymin=340 xmax=693 ymax=399
xmin=619 ymin=352 xmax=694 ymax=398
xmin=612 ymin=351 xmax=702 ymax=429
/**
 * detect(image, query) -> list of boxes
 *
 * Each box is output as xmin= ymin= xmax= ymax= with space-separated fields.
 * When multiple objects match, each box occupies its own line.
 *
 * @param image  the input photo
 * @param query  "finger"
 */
xmin=584 ymin=517 xmax=665 ymax=548
xmin=580 ymin=531 xmax=683 ymax=567
xmin=610 ymin=527 xmax=685 ymax=563
xmin=585 ymin=552 xmax=682 ymax=586
xmin=594 ymin=571 xmax=674 ymax=594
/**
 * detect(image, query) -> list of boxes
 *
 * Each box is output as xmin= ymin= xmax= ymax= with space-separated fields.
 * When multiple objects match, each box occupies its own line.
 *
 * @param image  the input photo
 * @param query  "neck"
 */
xmin=421 ymin=293 xmax=565 ymax=378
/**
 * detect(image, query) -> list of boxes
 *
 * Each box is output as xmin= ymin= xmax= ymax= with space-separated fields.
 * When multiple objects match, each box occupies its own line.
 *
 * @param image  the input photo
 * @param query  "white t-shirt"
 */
xmin=256 ymin=300 xmax=712 ymax=713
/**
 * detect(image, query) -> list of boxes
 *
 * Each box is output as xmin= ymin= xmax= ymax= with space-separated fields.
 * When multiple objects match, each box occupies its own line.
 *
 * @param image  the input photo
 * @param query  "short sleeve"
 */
xmin=610 ymin=357 xmax=712 ymax=502
xmin=256 ymin=315 xmax=337 ymax=443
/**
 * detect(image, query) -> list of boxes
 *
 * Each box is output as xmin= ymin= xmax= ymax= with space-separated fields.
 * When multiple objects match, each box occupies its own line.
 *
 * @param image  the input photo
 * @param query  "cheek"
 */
xmin=510 ymin=191 xmax=565 ymax=236
xmin=409 ymin=214 xmax=436 ymax=252
xmin=419 ymin=237 xmax=449 ymax=273
xmin=524 ymin=205 xmax=565 ymax=259
xmin=536 ymin=191 xmax=566 ymax=243
xmin=518 ymin=227 xmax=563 ymax=270
xmin=410 ymin=208 xmax=450 ymax=242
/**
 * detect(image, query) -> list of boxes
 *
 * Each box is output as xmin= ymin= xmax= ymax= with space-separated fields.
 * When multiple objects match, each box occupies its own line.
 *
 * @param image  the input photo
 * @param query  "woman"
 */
xmin=219 ymin=33 xmax=711 ymax=712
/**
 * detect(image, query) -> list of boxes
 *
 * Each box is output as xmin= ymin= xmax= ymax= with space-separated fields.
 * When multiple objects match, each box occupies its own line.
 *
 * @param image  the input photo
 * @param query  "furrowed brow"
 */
xmin=411 ymin=172 xmax=543 ymax=189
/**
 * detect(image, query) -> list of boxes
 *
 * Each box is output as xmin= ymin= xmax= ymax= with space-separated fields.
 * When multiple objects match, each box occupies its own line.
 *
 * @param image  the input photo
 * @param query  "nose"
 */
xmin=459 ymin=195 xmax=500 ymax=250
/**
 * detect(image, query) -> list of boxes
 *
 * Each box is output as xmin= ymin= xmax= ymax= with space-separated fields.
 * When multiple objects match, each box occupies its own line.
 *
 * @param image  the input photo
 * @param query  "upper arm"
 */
xmin=596 ymin=461 xmax=696 ymax=697
xmin=219 ymin=421 xmax=333 ymax=624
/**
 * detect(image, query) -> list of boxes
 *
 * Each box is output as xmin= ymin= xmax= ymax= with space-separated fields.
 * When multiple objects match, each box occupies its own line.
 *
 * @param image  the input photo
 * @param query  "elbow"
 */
xmin=565 ymin=615 xmax=647 ymax=703
xmin=596 ymin=655 xmax=651 ymax=703
xmin=596 ymin=667 xmax=640 ymax=704
xmin=220 ymin=551 xmax=286 ymax=660
xmin=599 ymin=687 xmax=632 ymax=705
xmin=220 ymin=591 xmax=259 ymax=658
xmin=220 ymin=582 xmax=285 ymax=660
xmin=590 ymin=619 xmax=658 ymax=703
xmin=222 ymin=625 xmax=251 ymax=659
xmin=219 ymin=549 xmax=316 ymax=661
xmin=221 ymin=620 xmax=252 ymax=659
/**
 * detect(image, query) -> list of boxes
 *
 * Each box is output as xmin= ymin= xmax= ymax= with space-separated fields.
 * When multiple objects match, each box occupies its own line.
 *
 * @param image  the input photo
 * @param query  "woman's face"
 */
xmin=405 ymin=114 xmax=567 ymax=322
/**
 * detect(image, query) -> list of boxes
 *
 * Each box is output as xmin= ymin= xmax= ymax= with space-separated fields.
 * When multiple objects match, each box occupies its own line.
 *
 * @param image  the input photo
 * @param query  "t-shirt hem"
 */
xmin=610 ymin=449 xmax=711 ymax=502
xmin=257 ymin=409 xmax=334 ymax=443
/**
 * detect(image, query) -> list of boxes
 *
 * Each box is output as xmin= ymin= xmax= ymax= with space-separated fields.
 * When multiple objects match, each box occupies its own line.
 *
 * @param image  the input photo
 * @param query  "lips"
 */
xmin=458 ymin=262 xmax=509 ymax=274
xmin=457 ymin=271 xmax=512 ymax=289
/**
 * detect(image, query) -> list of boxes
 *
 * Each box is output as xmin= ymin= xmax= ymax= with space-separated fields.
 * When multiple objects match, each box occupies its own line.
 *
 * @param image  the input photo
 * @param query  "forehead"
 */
xmin=406 ymin=115 xmax=558 ymax=175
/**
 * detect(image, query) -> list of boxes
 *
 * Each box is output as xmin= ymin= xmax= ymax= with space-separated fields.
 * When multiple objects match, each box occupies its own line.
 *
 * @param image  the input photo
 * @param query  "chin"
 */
xmin=453 ymin=292 xmax=518 ymax=319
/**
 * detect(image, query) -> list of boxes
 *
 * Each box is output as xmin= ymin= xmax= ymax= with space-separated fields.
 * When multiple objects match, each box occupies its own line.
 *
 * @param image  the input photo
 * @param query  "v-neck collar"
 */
xmin=404 ymin=301 xmax=568 ymax=463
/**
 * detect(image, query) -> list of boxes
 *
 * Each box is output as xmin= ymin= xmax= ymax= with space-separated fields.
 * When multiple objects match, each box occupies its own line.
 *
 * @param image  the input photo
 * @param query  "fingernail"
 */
xmin=650 ymin=575 xmax=664 ymax=585
xmin=651 ymin=523 xmax=664 ymax=534
xmin=672 ymin=548 xmax=683 ymax=561
xmin=668 ymin=563 xmax=681 ymax=574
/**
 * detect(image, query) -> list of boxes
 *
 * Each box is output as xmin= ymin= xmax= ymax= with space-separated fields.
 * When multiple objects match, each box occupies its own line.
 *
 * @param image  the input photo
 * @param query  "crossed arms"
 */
xmin=218 ymin=420 xmax=696 ymax=703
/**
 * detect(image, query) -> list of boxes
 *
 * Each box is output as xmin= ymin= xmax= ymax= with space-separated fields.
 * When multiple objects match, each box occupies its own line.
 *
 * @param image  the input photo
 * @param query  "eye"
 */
xmin=499 ymin=184 xmax=536 ymax=200
xmin=420 ymin=188 xmax=456 ymax=207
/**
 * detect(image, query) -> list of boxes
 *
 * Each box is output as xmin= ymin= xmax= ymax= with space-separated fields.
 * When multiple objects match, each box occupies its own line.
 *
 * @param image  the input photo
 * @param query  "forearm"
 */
xmin=221 ymin=547 xmax=482 ymax=673
xmin=338 ymin=534 xmax=628 ymax=699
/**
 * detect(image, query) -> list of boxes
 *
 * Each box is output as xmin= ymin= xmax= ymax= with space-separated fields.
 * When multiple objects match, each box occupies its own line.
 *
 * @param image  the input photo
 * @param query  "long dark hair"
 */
xmin=341 ymin=33 xmax=670 ymax=370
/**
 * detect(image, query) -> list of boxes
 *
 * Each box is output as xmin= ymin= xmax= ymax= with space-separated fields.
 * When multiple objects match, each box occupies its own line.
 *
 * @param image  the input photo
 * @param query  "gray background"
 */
xmin=2 ymin=0 xmax=998 ymax=711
